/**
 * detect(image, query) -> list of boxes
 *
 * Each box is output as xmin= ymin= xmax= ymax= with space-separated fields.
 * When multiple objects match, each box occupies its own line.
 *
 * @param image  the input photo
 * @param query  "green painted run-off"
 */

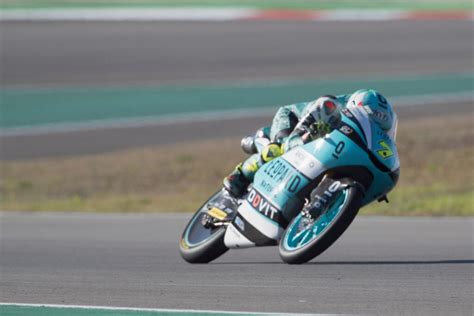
xmin=0 ymin=73 xmax=473 ymax=129
xmin=0 ymin=305 xmax=283 ymax=316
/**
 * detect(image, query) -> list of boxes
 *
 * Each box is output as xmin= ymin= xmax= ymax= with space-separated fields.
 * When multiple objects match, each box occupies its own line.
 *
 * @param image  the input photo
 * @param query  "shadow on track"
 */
xmin=213 ymin=259 xmax=474 ymax=265
xmin=308 ymin=259 xmax=474 ymax=265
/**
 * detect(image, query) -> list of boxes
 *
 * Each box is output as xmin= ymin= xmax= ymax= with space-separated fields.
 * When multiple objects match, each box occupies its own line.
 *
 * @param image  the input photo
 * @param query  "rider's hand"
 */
xmin=300 ymin=118 xmax=331 ymax=140
xmin=309 ymin=121 xmax=332 ymax=136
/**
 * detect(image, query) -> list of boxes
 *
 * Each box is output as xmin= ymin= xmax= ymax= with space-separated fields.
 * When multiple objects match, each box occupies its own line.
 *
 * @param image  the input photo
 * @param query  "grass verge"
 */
xmin=1 ymin=112 xmax=473 ymax=216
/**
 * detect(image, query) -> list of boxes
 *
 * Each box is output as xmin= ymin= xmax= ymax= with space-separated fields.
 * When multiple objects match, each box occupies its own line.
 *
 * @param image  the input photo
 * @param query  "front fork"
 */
xmin=304 ymin=176 xmax=363 ymax=218
xmin=200 ymin=191 xmax=241 ymax=228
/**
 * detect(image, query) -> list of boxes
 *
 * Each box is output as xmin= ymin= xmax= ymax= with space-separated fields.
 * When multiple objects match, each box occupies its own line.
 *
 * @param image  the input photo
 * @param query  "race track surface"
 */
xmin=1 ymin=101 xmax=472 ymax=160
xmin=1 ymin=21 xmax=472 ymax=87
xmin=0 ymin=213 xmax=472 ymax=315
xmin=1 ymin=19 xmax=473 ymax=316
xmin=1 ymin=20 xmax=472 ymax=160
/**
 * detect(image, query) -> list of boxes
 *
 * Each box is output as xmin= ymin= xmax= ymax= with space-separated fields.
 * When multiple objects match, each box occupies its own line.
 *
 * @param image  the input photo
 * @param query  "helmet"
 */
xmin=307 ymin=95 xmax=343 ymax=128
xmin=347 ymin=89 xmax=394 ymax=131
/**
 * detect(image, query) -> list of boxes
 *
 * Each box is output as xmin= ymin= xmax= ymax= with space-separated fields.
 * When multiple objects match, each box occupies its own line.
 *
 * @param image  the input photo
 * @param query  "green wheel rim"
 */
xmin=283 ymin=190 xmax=349 ymax=250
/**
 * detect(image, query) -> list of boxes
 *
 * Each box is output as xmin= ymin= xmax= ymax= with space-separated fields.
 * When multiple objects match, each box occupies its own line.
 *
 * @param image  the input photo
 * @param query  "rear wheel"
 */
xmin=179 ymin=190 xmax=236 ymax=263
xmin=279 ymin=179 xmax=363 ymax=264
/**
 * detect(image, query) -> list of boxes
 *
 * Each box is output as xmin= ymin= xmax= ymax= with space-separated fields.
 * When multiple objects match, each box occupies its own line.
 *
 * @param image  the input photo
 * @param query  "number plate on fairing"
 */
xmin=253 ymin=147 xmax=324 ymax=209
xmin=226 ymin=144 xmax=328 ymax=249
xmin=283 ymin=146 xmax=324 ymax=179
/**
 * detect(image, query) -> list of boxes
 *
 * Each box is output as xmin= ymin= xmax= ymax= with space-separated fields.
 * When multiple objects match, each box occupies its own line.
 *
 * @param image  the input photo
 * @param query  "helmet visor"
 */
xmin=387 ymin=112 xmax=398 ymax=141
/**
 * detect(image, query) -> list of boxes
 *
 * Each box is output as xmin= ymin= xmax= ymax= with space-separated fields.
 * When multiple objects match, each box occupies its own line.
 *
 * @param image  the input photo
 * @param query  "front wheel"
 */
xmin=279 ymin=179 xmax=363 ymax=264
xmin=179 ymin=190 xmax=236 ymax=263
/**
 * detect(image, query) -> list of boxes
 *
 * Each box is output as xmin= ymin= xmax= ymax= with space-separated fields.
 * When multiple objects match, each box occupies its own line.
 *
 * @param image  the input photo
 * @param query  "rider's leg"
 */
xmin=224 ymin=105 xmax=298 ymax=198
xmin=223 ymin=143 xmax=283 ymax=198
xmin=224 ymin=126 xmax=271 ymax=198
xmin=223 ymin=154 xmax=260 ymax=198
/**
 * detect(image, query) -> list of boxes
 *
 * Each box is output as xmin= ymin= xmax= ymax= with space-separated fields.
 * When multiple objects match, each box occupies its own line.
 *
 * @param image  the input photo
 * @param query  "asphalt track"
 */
xmin=1 ymin=101 xmax=472 ymax=160
xmin=1 ymin=20 xmax=473 ymax=160
xmin=1 ymin=21 xmax=473 ymax=314
xmin=0 ymin=212 xmax=473 ymax=315
xmin=1 ymin=21 xmax=473 ymax=87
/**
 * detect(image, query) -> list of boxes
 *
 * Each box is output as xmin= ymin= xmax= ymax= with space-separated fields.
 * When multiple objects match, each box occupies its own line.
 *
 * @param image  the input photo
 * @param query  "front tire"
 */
xmin=179 ymin=190 xmax=235 ymax=263
xmin=279 ymin=181 xmax=363 ymax=264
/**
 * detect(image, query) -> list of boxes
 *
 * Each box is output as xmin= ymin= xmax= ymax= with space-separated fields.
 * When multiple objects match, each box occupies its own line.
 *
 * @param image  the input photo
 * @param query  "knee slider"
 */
xmin=261 ymin=143 xmax=283 ymax=163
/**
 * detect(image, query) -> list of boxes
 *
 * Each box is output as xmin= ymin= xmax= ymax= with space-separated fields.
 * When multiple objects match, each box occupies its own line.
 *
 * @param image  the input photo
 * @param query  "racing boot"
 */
xmin=223 ymin=163 xmax=251 ymax=198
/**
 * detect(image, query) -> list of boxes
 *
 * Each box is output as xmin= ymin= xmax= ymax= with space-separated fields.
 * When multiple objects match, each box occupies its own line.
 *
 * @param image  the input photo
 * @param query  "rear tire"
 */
xmin=179 ymin=191 xmax=234 ymax=263
xmin=279 ymin=182 xmax=363 ymax=264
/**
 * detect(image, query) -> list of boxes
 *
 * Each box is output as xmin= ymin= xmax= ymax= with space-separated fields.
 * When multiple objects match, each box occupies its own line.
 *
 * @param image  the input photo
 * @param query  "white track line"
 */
xmin=0 ymin=302 xmax=332 ymax=315
xmin=0 ymin=92 xmax=472 ymax=137
xmin=0 ymin=8 xmax=472 ymax=21
xmin=0 ymin=107 xmax=274 ymax=137
xmin=0 ymin=8 xmax=256 ymax=21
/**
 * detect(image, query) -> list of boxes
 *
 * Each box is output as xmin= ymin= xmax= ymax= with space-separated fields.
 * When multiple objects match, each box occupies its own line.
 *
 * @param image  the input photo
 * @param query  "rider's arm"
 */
xmin=282 ymin=97 xmax=344 ymax=152
xmin=282 ymin=114 xmax=328 ymax=152
xmin=269 ymin=102 xmax=310 ymax=144
xmin=240 ymin=101 xmax=309 ymax=156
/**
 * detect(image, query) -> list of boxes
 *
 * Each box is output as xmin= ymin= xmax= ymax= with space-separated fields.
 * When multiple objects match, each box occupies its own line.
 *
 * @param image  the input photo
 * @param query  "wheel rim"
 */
xmin=283 ymin=189 xmax=349 ymax=251
xmin=184 ymin=211 xmax=221 ymax=247
xmin=183 ymin=191 xmax=230 ymax=248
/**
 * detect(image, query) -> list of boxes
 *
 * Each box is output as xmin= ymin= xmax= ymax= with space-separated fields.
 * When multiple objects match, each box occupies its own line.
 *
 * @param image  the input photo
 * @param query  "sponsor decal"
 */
xmin=234 ymin=216 xmax=245 ymax=231
xmin=373 ymin=110 xmax=389 ymax=121
xmin=285 ymin=174 xmax=302 ymax=193
xmin=341 ymin=108 xmax=353 ymax=117
xmin=259 ymin=179 xmax=273 ymax=193
xmin=247 ymin=189 xmax=279 ymax=221
xmin=262 ymin=159 xmax=291 ymax=183
xmin=312 ymin=180 xmax=342 ymax=211
xmin=294 ymin=147 xmax=308 ymax=161
xmin=283 ymin=147 xmax=322 ymax=180
xmin=376 ymin=140 xmax=394 ymax=159
xmin=339 ymin=125 xmax=353 ymax=135
xmin=286 ymin=147 xmax=315 ymax=170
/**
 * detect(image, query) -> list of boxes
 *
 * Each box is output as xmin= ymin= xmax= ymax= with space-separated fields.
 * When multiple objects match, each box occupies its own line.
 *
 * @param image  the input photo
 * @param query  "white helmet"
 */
xmin=307 ymin=95 xmax=343 ymax=128
xmin=347 ymin=89 xmax=394 ymax=131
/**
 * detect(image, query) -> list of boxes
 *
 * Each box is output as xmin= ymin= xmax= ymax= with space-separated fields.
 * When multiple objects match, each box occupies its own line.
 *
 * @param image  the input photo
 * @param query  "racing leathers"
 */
xmin=223 ymin=94 xmax=349 ymax=198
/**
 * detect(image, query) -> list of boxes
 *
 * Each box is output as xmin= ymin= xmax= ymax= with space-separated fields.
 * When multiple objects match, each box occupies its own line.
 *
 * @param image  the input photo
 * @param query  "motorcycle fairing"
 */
xmin=223 ymin=198 xmax=283 ymax=248
xmin=224 ymin=148 xmax=327 ymax=249
xmin=224 ymin=110 xmax=399 ymax=249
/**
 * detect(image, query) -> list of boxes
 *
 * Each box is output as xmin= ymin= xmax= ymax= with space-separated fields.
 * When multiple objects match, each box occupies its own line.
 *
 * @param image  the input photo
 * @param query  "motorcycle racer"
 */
xmin=223 ymin=89 xmax=397 ymax=198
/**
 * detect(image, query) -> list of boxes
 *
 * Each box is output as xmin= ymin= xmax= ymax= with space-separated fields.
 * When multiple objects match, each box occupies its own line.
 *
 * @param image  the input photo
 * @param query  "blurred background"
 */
xmin=0 ymin=0 xmax=473 ymax=216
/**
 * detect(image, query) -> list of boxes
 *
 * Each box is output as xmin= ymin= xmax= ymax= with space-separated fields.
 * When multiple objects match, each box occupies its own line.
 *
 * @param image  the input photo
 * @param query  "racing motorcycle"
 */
xmin=179 ymin=107 xmax=399 ymax=264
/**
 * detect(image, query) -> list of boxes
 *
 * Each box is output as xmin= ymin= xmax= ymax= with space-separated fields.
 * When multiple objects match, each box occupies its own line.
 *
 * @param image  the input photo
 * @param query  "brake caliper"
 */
xmin=201 ymin=205 xmax=231 ymax=228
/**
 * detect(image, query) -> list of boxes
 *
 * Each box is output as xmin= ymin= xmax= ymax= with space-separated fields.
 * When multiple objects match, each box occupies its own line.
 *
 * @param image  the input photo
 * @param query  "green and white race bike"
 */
xmin=180 ymin=106 xmax=399 ymax=264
